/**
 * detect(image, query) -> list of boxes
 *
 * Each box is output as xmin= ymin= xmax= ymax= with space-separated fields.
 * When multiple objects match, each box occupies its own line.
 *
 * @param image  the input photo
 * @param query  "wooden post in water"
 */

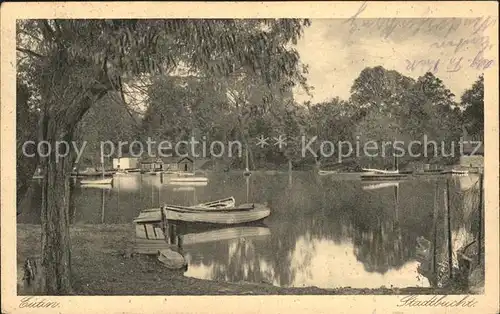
xmin=445 ymin=179 xmax=453 ymax=279
xmin=432 ymin=181 xmax=439 ymax=278
xmin=101 ymin=189 xmax=105 ymax=224
xmin=246 ymin=175 xmax=250 ymax=203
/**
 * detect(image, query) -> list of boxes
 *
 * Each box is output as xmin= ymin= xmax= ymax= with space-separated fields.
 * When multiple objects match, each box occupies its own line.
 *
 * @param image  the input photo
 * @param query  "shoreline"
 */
xmin=16 ymin=224 xmax=468 ymax=295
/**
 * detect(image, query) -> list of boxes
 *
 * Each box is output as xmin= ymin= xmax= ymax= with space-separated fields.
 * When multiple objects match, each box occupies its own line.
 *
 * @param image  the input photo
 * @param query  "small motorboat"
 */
xmin=162 ymin=203 xmax=270 ymax=225
xmin=80 ymin=178 xmax=113 ymax=185
xmin=133 ymin=197 xmax=236 ymax=223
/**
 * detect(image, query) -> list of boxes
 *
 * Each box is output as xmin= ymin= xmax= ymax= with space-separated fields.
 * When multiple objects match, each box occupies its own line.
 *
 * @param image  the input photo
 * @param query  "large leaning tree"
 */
xmin=16 ymin=19 xmax=310 ymax=294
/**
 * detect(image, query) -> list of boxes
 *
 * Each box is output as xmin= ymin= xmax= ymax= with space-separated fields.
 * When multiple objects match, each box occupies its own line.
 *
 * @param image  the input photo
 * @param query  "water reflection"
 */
xmin=18 ymin=172 xmax=483 ymax=289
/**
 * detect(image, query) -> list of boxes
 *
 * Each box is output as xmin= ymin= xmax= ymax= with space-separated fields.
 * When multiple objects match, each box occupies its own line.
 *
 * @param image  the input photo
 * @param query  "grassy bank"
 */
xmin=17 ymin=224 xmax=465 ymax=295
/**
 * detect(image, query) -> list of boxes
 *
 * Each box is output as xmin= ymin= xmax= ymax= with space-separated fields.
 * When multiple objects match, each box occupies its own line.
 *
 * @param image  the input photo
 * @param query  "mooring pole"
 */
xmin=446 ymin=179 xmax=453 ymax=279
xmin=478 ymin=173 xmax=483 ymax=265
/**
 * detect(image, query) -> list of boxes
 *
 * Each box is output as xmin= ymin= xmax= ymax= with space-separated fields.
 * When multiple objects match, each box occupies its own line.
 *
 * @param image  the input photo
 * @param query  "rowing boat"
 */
xmin=162 ymin=203 xmax=270 ymax=224
xmin=133 ymin=197 xmax=236 ymax=223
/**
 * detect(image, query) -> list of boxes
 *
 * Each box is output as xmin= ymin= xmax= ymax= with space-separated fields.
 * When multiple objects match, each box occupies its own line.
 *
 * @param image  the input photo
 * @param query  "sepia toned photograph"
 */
xmin=2 ymin=1 xmax=499 ymax=313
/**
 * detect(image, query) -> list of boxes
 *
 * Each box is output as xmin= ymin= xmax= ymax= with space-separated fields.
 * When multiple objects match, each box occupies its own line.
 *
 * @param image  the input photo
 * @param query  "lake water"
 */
xmin=18 ymin=172 xmax=482 ymax=289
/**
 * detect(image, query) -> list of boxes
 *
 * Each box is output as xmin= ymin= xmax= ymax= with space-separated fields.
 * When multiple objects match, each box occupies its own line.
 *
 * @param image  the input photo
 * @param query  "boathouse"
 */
xmin=177 ymin=157 xmax=194 ymax=172
xmin=140 ymin=157 xmax=164 ymax=171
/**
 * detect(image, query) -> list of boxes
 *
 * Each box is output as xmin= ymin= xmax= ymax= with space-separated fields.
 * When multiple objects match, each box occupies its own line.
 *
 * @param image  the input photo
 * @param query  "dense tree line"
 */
xmin=73 ymin=67 xmax=484 ymax=171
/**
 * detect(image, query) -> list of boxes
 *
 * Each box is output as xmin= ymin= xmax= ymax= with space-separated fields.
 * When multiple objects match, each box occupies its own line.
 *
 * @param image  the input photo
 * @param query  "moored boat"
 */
xmin=80 ymin=178 xmax=113 ymax=185
xmin=318 ymin=170 xmax=338 ymax=175
xmin=441 ymin=169 xmax=469 ymax=176
xmin=361 ymin=168 xmax=400 ymax=174
xmin=133 ymin=197 xmax=237 ymax=223
xmin=162 ymin=203 xmax=270 ymax=224
xmin=362 ymin=181 xmax=400 ymax=190
xmin=80 ymin=183 xmax=112 ymax=190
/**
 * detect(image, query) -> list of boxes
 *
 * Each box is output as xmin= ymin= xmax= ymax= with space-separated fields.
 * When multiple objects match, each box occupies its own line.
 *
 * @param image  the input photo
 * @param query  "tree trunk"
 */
xmin=37 ymin=89 xmax=108 ymax=294
xmin=39 ymin=123 xmax=75 ymax=294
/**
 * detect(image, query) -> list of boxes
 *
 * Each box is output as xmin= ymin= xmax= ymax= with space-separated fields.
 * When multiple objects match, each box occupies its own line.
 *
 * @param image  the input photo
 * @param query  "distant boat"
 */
xmin=361 ymin=168 xmax=399 ymax=174
xmin=80 ymin=178 xmax=113 ymax=185
xmin=166 ymin=177 xmax=208 ymax=183
xmin=441 ymin=169 xmax=469 ymax=176
xmin=162 ymin=203 xmax=270 ymax=225
xmin=80 ymin=183 xmax=112 ymax=190
xmin=362 ymin=182 xmax=400 ymax=190
xmin=318 ymin=170 xmax=337 ymax=175
xmin=133 ymin=197 xmax=237 ymax=223
xmin=361 ymin=155 xmax=407 ymax=181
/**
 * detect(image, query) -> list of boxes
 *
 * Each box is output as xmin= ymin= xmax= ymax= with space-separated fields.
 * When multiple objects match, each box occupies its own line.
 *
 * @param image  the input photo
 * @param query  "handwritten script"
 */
xmin=345 ymin=2 xmax=496 ymax=74
xmin=19 ymin=297 xmax=60 ymax=308
xmin=398 ymin=295 xmax=477 ymax=307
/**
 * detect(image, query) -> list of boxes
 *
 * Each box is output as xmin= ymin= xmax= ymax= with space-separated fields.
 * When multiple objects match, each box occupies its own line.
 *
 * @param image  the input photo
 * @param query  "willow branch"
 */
xmin=16 ymin=47 xmax=46 ymax=59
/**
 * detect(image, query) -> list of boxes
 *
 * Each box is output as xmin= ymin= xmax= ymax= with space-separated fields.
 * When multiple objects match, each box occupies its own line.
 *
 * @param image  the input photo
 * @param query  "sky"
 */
xmin=293 ymin=18 xmax=494 ymax=104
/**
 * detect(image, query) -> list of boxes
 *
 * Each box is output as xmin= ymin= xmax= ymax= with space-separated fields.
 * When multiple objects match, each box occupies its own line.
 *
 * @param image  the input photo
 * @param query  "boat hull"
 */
xmin=162 ymin=204 xmax=270 ymax=224
xmin=133 ymin=197 xmax=237 ymax=223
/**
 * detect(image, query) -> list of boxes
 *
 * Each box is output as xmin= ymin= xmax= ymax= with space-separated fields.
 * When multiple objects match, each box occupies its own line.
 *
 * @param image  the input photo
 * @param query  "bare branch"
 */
xmin=16 ymin=47 xmax=46 ymax=59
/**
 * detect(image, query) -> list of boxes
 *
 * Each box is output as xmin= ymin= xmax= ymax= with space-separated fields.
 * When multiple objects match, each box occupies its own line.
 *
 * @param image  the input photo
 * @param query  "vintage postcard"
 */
xmin=1 ymin=1 xmax=498 ymax=313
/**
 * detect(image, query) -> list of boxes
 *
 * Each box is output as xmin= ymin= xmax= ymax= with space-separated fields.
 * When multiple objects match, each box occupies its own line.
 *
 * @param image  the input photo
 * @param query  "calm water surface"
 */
xmin=18 ymin=172 xmax=481 ymax=289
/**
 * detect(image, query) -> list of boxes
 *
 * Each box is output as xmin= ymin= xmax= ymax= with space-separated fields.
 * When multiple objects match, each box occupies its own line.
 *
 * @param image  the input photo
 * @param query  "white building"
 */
xmin=112 ymin=157 xmax=139 ymax=170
